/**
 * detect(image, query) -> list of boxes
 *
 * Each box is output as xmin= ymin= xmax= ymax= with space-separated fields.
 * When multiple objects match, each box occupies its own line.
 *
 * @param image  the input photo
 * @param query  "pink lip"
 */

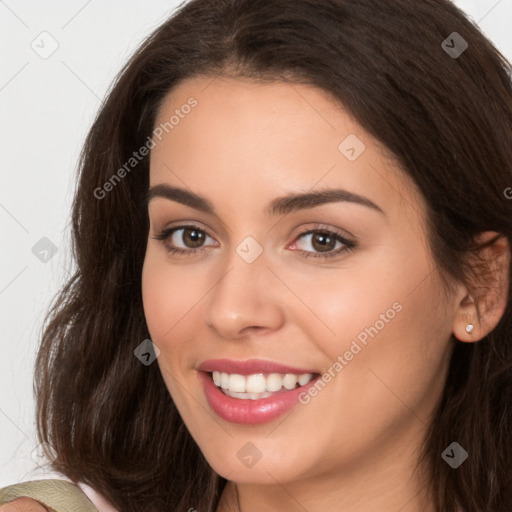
xmin=197 ymin=359 xmax=321 ymax=425
xmin=197 ymin=358 xmax=318 ymax=375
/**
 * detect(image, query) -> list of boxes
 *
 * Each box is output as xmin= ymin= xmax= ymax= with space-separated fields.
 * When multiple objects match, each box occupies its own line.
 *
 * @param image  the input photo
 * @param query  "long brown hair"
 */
xmin=34 ymin=1 xmax=512 ymax=510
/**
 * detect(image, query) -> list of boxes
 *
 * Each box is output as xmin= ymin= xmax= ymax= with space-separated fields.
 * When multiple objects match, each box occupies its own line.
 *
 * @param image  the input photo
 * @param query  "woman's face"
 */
xmin=142 ymin=75 xmax=460 ymax=485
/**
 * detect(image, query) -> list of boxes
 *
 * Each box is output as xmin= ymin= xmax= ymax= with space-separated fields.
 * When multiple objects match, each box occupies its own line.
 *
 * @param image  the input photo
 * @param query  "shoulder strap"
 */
xmin=0 ymin=479 xmax=99 ymax=512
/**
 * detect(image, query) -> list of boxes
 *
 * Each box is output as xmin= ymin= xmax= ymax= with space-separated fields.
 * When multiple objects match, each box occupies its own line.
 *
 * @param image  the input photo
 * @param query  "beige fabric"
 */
xmin=0 ymin=479 xmax=99 ymax=512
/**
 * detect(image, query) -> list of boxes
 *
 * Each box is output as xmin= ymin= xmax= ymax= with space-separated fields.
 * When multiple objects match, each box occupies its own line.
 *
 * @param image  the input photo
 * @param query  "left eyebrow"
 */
xmin=145 ymin=184 xmax=385 ymax=216
xmin=265 ymin=188 xmax=385 ymax=216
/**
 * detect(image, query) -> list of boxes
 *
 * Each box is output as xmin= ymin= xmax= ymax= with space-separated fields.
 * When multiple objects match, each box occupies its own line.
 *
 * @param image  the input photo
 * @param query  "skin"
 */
xmin=2 ymin=76 xmax=508 ymax=512
xmin=140 ymin=75 xmax=509 ymax=512
xmin=0 ymin=498 xmax=51 ymax=511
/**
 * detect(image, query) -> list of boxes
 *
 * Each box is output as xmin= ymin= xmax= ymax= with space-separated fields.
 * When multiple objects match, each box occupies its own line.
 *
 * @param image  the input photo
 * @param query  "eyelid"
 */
xmin=152 ymin=223 xmax=217 ymax=247
xmin=152 ymin=222 xmax=357 ymax=259
xmin=291 ymin=222 xmax=355 ymax=242
xmin=290 ymin=224 xmax=356 ymax=259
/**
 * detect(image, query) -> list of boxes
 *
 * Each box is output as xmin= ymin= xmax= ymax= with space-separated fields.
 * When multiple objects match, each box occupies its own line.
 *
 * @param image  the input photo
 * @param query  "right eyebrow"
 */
xmin=145 ymin=184 xmax=385 ymax=217
xmin=146 ymin=184 xmax=214 ymax=213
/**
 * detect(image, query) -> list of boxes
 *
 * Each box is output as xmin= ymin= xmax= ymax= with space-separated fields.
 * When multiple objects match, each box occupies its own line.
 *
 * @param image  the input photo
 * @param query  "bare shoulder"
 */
xmin=0 ymin=479 xmax=99 ymax=512
xmin=0 ymin=497 xmax=52 ymax=511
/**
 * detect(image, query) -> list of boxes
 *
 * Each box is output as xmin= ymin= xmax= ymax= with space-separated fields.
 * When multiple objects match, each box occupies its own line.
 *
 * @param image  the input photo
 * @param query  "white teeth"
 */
xmin=228 ymin=374 xmax=246 ymax=392
xmin=246 ymin=374 xmax=266 ymax=393
xmin=224 ymin=390 xmax=274 ymax=400
xmin=220 ymin=372 xmax=229 ymax=389
xmin=266 ymin=373 xmax=283 ymax=392
xmin=211 ymin=371 xmax=314 ymax=395
xmin=283 ymin=374 xmax=298 ymax=390
xmin=298 ymin=373 xmax=312 ymax=386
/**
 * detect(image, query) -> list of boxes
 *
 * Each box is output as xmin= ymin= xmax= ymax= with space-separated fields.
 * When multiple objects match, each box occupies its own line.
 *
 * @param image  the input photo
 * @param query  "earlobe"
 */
xmin=452 ymin=232 xmax=510 ymax=343
xmin=453 ymin=294 xmax=480 ymax=343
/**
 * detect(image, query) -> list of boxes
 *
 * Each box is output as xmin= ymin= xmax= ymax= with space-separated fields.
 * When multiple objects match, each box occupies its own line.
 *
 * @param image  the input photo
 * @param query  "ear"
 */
xmin=452 ymin=231 xmax=510 ymax=342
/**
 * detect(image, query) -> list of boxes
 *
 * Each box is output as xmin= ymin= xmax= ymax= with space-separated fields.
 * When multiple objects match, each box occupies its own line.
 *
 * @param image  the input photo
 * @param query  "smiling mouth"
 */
xmin=209 ymin=370 xmax=319 ymax=400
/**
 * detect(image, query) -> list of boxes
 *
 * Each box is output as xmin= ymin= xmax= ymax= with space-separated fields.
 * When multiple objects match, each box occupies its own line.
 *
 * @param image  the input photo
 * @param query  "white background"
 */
xmin=1 ymin=0 xmax=511 ymax=486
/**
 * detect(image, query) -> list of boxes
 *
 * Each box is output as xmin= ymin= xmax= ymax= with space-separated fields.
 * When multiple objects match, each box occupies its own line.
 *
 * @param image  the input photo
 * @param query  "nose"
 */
xmin=204 ymin=250 xmax=285 ymax=340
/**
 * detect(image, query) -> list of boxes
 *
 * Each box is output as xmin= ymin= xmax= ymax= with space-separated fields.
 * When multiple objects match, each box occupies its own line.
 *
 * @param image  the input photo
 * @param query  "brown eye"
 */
xmin=292 ymin=228 xmax=356 ymax=260
xmin=180 ymin=227 xmax=206 ymax=248
xmin=152 ymin=224 xmax=217 ymax=256
xmin=310 ymin=232 xmax=337 ymax=253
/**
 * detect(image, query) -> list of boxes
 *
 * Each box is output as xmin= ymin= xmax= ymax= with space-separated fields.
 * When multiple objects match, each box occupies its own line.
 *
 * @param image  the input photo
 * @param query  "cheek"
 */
xmin=285 ymin=244 xmax=451 ymax=417
xmin=141 ymin=254 xmax=203 ymax=407
xmin=141 ymin=253 xmax=207 ymax=342
xmin=273 ymin=257 xmax=414 ymax=363
xmin=322 ymin=278 xmax=450 ymax=428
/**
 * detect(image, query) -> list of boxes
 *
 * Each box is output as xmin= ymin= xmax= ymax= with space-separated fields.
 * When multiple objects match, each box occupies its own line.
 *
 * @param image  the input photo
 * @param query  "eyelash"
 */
xmin=152 ymin=224 xmax=357 ymax=260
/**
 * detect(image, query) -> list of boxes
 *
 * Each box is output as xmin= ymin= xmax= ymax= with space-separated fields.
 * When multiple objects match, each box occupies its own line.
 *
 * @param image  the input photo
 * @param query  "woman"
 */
xmin=1 ymin=0 xmax=511 ymax=511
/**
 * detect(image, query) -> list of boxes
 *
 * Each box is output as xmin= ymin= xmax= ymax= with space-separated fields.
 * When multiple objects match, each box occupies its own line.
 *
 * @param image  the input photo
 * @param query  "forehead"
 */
xmin=152 ymin=75 xmax=358 ymax=153
xmin=149 ymin=75 xmax=422 ymax=221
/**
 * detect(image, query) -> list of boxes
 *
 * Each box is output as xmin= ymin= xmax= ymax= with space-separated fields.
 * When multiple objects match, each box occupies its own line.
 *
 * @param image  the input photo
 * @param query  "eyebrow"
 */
xmin=145 ymin=184 xmax=385 ymax=216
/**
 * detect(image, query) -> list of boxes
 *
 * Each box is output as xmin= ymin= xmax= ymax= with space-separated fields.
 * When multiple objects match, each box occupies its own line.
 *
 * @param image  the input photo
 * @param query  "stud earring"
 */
xmin=465 ymin=323 xmax=474 ymax=334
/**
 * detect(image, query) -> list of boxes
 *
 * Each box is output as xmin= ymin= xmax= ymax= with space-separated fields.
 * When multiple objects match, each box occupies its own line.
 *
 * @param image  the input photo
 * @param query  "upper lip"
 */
xmin=197 ymin=358 xmax=319 ymax=375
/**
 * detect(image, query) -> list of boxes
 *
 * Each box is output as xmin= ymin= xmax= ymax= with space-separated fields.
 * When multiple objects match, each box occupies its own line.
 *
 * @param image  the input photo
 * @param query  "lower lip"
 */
xmin=199 ymin=371 xmax=320 ymax=425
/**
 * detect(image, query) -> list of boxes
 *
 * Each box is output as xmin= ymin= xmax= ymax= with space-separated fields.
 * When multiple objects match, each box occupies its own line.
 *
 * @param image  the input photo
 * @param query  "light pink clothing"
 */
xmin=15 ymin=467 xmax=119 ymax=512
xmin=76 ymin=481 xmax=119 ymax=512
